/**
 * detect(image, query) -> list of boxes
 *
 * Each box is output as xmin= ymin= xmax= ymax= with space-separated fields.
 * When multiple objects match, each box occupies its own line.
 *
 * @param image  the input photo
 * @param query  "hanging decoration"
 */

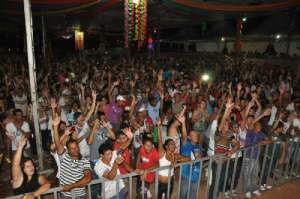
xmin=125 ymin=0 xmax=147 ymax=48
xmin=75 ymin=30 xmax=84 ymax=50
xmin=124 ymin=0 xmax=129 ymax=48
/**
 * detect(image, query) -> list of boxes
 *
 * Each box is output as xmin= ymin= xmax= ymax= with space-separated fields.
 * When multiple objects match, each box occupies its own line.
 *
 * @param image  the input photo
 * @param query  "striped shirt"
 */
xmin=59 ymin=152 xmax=91 ymax=197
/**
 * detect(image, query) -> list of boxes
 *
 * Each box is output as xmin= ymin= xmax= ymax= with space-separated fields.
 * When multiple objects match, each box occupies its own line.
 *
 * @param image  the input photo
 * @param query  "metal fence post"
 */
xmin=290 ymin=142 xmax=300 ymax=178
xmin=213 ymin=156 xmax=223 ymax=199
xmin=259 ymin=144 xmax=268 ymax=187
xmin=177 ymin=165 xmax=183 ymax=199
xmin=196 ymin=160 xmax=203 ymax=199
xmin=284 ymin=139 xmax=294 ymax=179
xmin=154 ymin=169 xmax=159 ymax=199
xmin=54 ymin=191 xmax=58 ymax=199
xmin=267 ymin=143 xmax=277 ymax=185
xmin=142 ymin=179 xmax=145 ymax=199
xmin=87 ymin=184 xmax=92 ymax=199
xmin=167 ymin=166 xmax=172 ymax=199
xmin=230 ymin=152 xmax=239 ymax=196
xmin=102 ymin=182 xmax=106 ymax=199
xmin=205 ymin=158 xmax=213 ymax=199
xmin=187 ymin=162 xmax=193 ymax=199
xmin=117 ymin=180 xmax=120 ymax=199
xmin=221 ymin=158 xmax=230 ymax=199
xmin=129 ymin=176 xmax=133 ymax=199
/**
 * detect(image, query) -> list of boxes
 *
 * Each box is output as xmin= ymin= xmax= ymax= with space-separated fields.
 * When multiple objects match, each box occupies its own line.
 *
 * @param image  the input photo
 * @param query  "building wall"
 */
xmin=194 ymin=40 xmax=300 ymax=55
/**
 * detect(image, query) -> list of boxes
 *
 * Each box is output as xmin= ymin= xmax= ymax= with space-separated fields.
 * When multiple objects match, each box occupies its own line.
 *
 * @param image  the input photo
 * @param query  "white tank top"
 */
xmin=159 ymin=153 xmax=174 ymax=177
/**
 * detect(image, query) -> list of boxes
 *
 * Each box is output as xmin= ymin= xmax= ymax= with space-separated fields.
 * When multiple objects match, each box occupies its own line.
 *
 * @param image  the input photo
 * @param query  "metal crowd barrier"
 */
xmin=4 ymin=140 xmax=300 ymax=199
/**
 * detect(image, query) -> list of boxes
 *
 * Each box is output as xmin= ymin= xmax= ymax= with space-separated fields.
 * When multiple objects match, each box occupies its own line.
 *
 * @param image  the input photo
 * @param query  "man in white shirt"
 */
xmin=94 ymin=141 xmax=127 ymax=199
xmin=6 ymin=109 xmax=31 ymax=157
xmin=12 ymin=88 xmax=28 ymax=117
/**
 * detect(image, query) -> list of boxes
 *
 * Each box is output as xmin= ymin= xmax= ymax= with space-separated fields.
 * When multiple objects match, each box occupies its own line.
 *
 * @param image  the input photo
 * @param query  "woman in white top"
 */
xmin=157 ymin=118 xmax=189 ymax=199
xmin=94 ymin=140 xmax=131 ymax=199
xmin=167 ymin=106 xmax=187 ymax=154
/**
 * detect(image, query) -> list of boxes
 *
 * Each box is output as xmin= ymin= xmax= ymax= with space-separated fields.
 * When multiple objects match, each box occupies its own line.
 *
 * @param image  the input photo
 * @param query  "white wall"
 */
xmin=194 ymin=40 xmax=300 ymax=55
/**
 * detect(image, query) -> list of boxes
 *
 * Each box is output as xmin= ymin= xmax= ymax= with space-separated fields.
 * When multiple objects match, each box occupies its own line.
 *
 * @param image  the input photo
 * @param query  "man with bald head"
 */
xmin=180 ymin=130 xmax=202 ymax=199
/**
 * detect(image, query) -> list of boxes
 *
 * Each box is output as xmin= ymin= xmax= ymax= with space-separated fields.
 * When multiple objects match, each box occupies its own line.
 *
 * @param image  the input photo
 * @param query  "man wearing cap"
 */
xmin=105 ymin=95 xmax=126 ymax=132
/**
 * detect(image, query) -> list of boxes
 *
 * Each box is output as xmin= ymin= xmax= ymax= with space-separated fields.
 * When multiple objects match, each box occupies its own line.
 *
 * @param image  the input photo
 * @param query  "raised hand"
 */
xmin=225 ymin=98 xmax=234 ymax=110
xmin=251 ymin=92 xmax=258 ymax=100
xmin=237 ymin=83 xmax=242 ymax=91
xmin=122 ymin=128 xmax=133 ymax=139
xmin=113 ymin=80 xmax=120 ymax=87
xmin=115 ymin=156 xmax=124 ymax=165
xmin=52 ymin=114 xmax=61 ymax=127
xmin=176 ymin=114 xmax=186 ymax=124
xmin=263 ymin=108 xmax=272 ymax=116
xmin=64 ymin=127 xmax=73 ymax=136
xmin=279 ymin=81 xmax=285 ymax=95
xmin=156 ymin=117 xmax=161 ymax=127
xmin=158 ymin=89 xmax=164 ymax=100
xmin=18 ymin=136 xmax=27 ymax=148
xmin=79 ymin=83 xmax=85 ymax=91
xmin=100 ymin=119 xmax=110 ymax=129
xmin=50 ymin=98 xmax=57 ymax=110
xmin=129 ymin=80 xmax=135 ymax=88
xmin=91 ymin=90 xmax=97 ymax=100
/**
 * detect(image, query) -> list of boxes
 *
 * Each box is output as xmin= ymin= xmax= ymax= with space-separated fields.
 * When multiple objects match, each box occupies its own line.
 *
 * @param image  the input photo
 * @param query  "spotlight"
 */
xmin=275 ymin=34 xmax=281 ymax=39
xmin=221 ymin=37 xmax=225 ymax=42
xmin=201 ymin=74 xmax=210 ymax=82
xmin=242 ymin=17 xmax=247 ymax=22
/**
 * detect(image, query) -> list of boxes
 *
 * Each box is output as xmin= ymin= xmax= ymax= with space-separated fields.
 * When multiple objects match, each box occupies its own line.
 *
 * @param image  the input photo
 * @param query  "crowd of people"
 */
xmin=0 ymin=51 xmax=299 ymax=199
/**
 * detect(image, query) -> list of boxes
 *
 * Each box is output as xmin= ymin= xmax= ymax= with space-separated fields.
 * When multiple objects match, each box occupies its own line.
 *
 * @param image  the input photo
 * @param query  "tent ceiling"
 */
xmin=0 ymin=0 xmax=299 ymax=39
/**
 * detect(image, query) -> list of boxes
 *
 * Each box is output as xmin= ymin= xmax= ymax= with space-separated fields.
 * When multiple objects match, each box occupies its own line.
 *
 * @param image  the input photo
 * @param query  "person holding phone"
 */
xmin=94 ymin=140 xmax=129 ymax=199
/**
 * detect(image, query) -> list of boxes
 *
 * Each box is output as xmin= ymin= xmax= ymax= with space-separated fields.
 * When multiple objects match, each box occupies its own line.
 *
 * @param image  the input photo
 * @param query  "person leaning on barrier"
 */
xmin=12 ymin=135 xmax=50 ymax=199
xmin=243 ymin=119 xmax=272 ymax=199
xmin=52 ymin=112 xmax=92 ymax=199
xmin=94 ymin=138 xmax=132 ymax=199
xmin=179 ymin=115 xmax=203 ymax=199
xmin=136 ymin=135 xmax=159 ymax=199
xmin=156 ymin=117 xmax=190 ymax=199
xmin=208 ymin=99 xmax=240 ymax=199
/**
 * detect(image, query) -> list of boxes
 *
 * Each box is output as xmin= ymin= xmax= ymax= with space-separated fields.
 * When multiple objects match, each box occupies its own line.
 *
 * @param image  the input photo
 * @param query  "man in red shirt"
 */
xmin=136 ymin=137 xmax=159 ymax=199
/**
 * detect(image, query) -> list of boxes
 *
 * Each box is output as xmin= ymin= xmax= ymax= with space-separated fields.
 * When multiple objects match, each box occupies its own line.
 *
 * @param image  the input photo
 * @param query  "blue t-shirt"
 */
xmin=206 ymin=100 xmax=213 ymax=115
xmin=180 ymin=139 xmax=201 ymax=182
xmin=245 ymin=131 xmax=266 ymax=159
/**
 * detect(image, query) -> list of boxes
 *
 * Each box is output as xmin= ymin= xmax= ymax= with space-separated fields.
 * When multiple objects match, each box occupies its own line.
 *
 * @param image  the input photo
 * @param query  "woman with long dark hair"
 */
xmin=12 ymin=136 xmax=50 ymax=198
xmin=157 ymin=118 xmax=189 ymax=199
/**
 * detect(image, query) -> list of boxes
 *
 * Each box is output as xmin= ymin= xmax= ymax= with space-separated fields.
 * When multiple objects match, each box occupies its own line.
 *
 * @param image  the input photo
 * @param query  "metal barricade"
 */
xmin=3 ymin=141 xmax=300 ymax=199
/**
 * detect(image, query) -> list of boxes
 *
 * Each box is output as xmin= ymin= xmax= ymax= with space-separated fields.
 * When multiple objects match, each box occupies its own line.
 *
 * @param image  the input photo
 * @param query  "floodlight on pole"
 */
xmin=276 ymin=34 xmax=281 ymax=40
xmin=242 ymin=17 xmax=247 ymax=22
